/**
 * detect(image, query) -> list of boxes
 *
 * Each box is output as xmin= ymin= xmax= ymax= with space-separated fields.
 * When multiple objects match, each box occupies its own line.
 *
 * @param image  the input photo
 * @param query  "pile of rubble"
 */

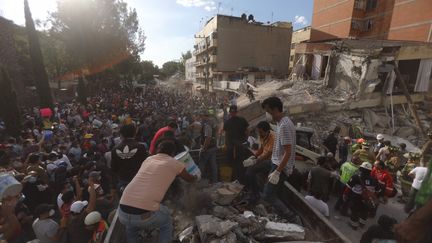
xmin=165 ymin=181 xmax=307 ymax=243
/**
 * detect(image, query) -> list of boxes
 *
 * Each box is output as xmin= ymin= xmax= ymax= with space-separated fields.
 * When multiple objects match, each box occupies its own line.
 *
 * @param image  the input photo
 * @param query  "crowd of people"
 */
xmin=0 ymin=82 xmax=431 ymax=243
xmin=0 ymin=85 xmax=230 ymax=243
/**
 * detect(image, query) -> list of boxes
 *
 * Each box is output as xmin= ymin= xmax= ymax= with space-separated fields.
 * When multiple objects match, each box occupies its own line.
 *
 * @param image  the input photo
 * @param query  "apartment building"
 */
xmin=193 ymin=14 xmax=292 ymax=89
xmin=290 ymin=26 xmax=311 ymax=70
xmin=311 ymin=0 xmax=432 ymax=42
xmin=185 ymin=56 xmax=196 ymax=82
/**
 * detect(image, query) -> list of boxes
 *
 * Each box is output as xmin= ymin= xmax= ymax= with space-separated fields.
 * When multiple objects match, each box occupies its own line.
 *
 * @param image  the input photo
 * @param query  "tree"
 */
xmin=161 ymin=61 xmax=181 ymax=79
xmin=179 ymin=51 xmax=192 ymax=76
xmin=24 ymin=0 xmax=53 ymax=108
xmin=0 ymin=68 xmax=21 ymax=137
xmin=140 ymin=60 xmax=159 ymax=81
xmin=77 ymin=76 xmax=87 ymax=104
xmin=48 ymin=0 xmax=146 ymax=78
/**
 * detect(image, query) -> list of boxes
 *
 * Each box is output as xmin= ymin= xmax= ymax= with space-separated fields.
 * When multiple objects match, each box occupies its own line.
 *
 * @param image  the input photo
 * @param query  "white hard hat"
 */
xmin=84 ymin=211 xmax=102 ymax=226
xmin=360 ymin=162 xmax=372 ymax=170
xmin=326 ymin=152 xmax=334 ymax=158
xmin=376 ymin=134 xmax=384 ymax=140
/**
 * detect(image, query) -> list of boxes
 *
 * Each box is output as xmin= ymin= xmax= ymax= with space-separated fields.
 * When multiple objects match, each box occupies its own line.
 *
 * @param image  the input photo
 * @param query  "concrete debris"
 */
xmin=178 ymin=226 xmax=194 ymax=242
xmin=252 ymin=204 xmax=269 ymax=217
xmin=195 ymin=215 xmax=238 ymax=240
xmin=214 ymin=182 xmax=244 ymax=205
xmin=212 ymin=206 xmax=239 ymax=219
xmin=264 ymin=221 xmax=306 ymax=240
xmin=243 ymin=211 xmax=255 ymax=218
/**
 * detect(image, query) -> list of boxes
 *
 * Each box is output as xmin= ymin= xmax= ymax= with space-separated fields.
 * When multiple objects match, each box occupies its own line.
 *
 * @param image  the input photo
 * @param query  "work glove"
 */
xmin=243 ymin=156 xmax=257 ymax=167
xmin=195 ymin=171 xmax=202 ymax=181
xmin=268 ymin=170 xmax=280 ymax=185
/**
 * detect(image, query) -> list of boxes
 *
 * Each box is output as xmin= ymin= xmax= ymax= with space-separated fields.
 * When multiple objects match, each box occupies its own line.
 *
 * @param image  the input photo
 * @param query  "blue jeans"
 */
xmin=262 ymin=164 xmax=294 ymax=218
xmin=245 ymin=160 xmax=272 ymax=201
xmin=118 ymin=205 xmax=173 ymax=243
xmin=199 ymin=148 xmax=218 ymax=183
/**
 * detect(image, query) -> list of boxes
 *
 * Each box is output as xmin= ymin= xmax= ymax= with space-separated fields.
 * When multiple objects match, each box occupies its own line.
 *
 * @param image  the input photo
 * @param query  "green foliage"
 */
xmin=25 ymin=0 xmax=54 ymax=108
xmin=0 ymin=68 xmax=22 ymax=137
xmin=140 ymin=60 xmax=159 ymax=82
xmin=161 ymin=61 xmax=181 ymax=79
xmin=48 ymin=0 xmax=146 ymax=73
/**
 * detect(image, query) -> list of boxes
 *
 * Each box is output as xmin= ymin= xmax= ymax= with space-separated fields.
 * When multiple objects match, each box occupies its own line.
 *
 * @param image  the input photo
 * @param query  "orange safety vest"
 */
xmin=91 ymin=220 xmax=108 ymax=243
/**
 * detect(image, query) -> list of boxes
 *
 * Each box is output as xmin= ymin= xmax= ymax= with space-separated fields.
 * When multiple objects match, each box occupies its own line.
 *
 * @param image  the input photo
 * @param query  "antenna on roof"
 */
xmin=230 ymin=8 xmax=233 ymax=16
xmin=217 ymin=2 xmax=221 ymax=14
xmin=271 ymin=12 xmax=274 ymax=23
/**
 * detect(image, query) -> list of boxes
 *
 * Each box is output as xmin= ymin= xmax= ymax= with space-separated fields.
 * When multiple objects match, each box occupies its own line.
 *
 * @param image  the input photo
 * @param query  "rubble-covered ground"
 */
xmin=161 ymin=180 xmax=309 ymax=243
xmin=237 ymin=80 xmax=431 ymax=148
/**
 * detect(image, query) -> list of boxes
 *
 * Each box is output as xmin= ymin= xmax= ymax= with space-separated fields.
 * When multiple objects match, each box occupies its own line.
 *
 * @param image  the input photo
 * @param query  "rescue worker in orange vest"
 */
xmin=84 ymin=211 xmax=108 ymax=243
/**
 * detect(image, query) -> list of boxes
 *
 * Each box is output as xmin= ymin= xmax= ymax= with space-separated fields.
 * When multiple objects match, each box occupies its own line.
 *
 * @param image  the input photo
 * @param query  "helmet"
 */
xmin=327 ymin=152 xmax=334 ymax=158
xmin=362 ymin=141 xmax=371 ymax=148
xmin=360 ymin=162 xmax=372 ymax=170
xmin=357 ymin=138 xmax=365 ymax=144
xmin=84 ymin=211 xmax=102 ymax=226
xmin=376 ymin=134 xmax=384 ymax=140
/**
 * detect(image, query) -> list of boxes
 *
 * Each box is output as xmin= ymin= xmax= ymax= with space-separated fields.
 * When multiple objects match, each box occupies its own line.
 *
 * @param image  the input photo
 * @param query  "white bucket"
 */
xmin=175 ymin=148 xmax=201 ymax=176
xmin=0 ymin=174 xmax=22 ymax=199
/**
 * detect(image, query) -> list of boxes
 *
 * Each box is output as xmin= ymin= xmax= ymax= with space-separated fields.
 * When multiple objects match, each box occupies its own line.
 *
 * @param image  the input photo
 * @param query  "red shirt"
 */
xmin=149 ymin=126 xmax=173 ymax=155
xmin=371 ymin=167 xmax=394 ymax=197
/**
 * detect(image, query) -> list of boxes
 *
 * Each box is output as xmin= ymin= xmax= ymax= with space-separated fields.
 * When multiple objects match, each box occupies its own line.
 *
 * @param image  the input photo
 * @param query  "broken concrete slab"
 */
xmin=264 ymin=221 xmax=305 ymax=241
xmin=212 ymin=206 xmax=233 ymax=219
xmin=195 ymin=215 xmax=239 ymax=241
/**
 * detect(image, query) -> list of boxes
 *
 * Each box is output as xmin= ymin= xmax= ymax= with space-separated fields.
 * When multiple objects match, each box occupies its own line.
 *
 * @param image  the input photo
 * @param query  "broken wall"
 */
xmin=328 ymin=51 xmax=383 ymax=98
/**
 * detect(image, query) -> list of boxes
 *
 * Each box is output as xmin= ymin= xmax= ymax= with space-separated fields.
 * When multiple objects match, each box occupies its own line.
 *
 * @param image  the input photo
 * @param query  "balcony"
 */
xmin=209 ymin=55 xmax=217 ymax=64
xmin=195 ymin=61 xmax=206 ymax=67
xmin=208 ymin=39 xmax=217 ymax=49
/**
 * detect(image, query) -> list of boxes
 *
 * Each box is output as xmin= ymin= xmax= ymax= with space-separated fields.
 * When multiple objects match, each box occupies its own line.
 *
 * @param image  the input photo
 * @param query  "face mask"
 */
xmin=49 ymin=209 xmax=55 ymax=217
xmin=265 ymin=112 xmax=273 ymax=122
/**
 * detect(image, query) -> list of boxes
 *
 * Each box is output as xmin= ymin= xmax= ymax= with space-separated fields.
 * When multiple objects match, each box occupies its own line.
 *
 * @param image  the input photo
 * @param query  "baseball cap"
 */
xmin=70 ymin=200 xmax=88 ymax=213
xmin=84 ymin=211 xmax=102 ymax=226
xmin=360 ymin=162 xmax=372 ymax=170
xmin=229 ymin=105 xmax=238 ymax=113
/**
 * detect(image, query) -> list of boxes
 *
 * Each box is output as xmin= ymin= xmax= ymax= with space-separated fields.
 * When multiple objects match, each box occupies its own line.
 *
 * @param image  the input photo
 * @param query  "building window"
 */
xmin=351 ymin=20 xmax=362 ymax=30
xmin=290 ymin=56 xmax=294 ymax=61
xmin=291 ymin=43 xmax=296 ymax=49
xmin=366 ymin=0 xmax=377 ymax=10
xmin=365 ymin=20 xmax=373 ymax=31
xmin=354 ymin=0 xmax=365 ymax=10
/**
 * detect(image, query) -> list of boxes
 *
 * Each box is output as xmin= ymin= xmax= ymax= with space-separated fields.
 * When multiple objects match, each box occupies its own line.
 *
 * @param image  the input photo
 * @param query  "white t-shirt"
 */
xmin=305 ymin=195 xmax=329 ymax=217
xmin=410 ymin=167 xmax=428 ymax=190
xmin=271 ymin=116 xmax=296 ymax=176
xmin=57 ymin=193 xmax=64 ymax=209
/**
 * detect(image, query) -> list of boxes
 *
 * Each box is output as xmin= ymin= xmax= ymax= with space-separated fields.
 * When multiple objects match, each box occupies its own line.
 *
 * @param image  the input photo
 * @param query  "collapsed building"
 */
xmin=238 ymin=39 xmax=432 ymax=147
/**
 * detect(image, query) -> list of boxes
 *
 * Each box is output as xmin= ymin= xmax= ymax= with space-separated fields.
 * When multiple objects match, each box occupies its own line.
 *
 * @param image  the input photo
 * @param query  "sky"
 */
xmin=0 ymin=0 xmax=313 ymax=67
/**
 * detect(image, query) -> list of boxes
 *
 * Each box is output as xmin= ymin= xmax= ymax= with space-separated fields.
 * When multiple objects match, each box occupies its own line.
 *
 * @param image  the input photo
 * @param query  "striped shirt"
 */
xmin=271 ymin=116 xmax=296 ymax=176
